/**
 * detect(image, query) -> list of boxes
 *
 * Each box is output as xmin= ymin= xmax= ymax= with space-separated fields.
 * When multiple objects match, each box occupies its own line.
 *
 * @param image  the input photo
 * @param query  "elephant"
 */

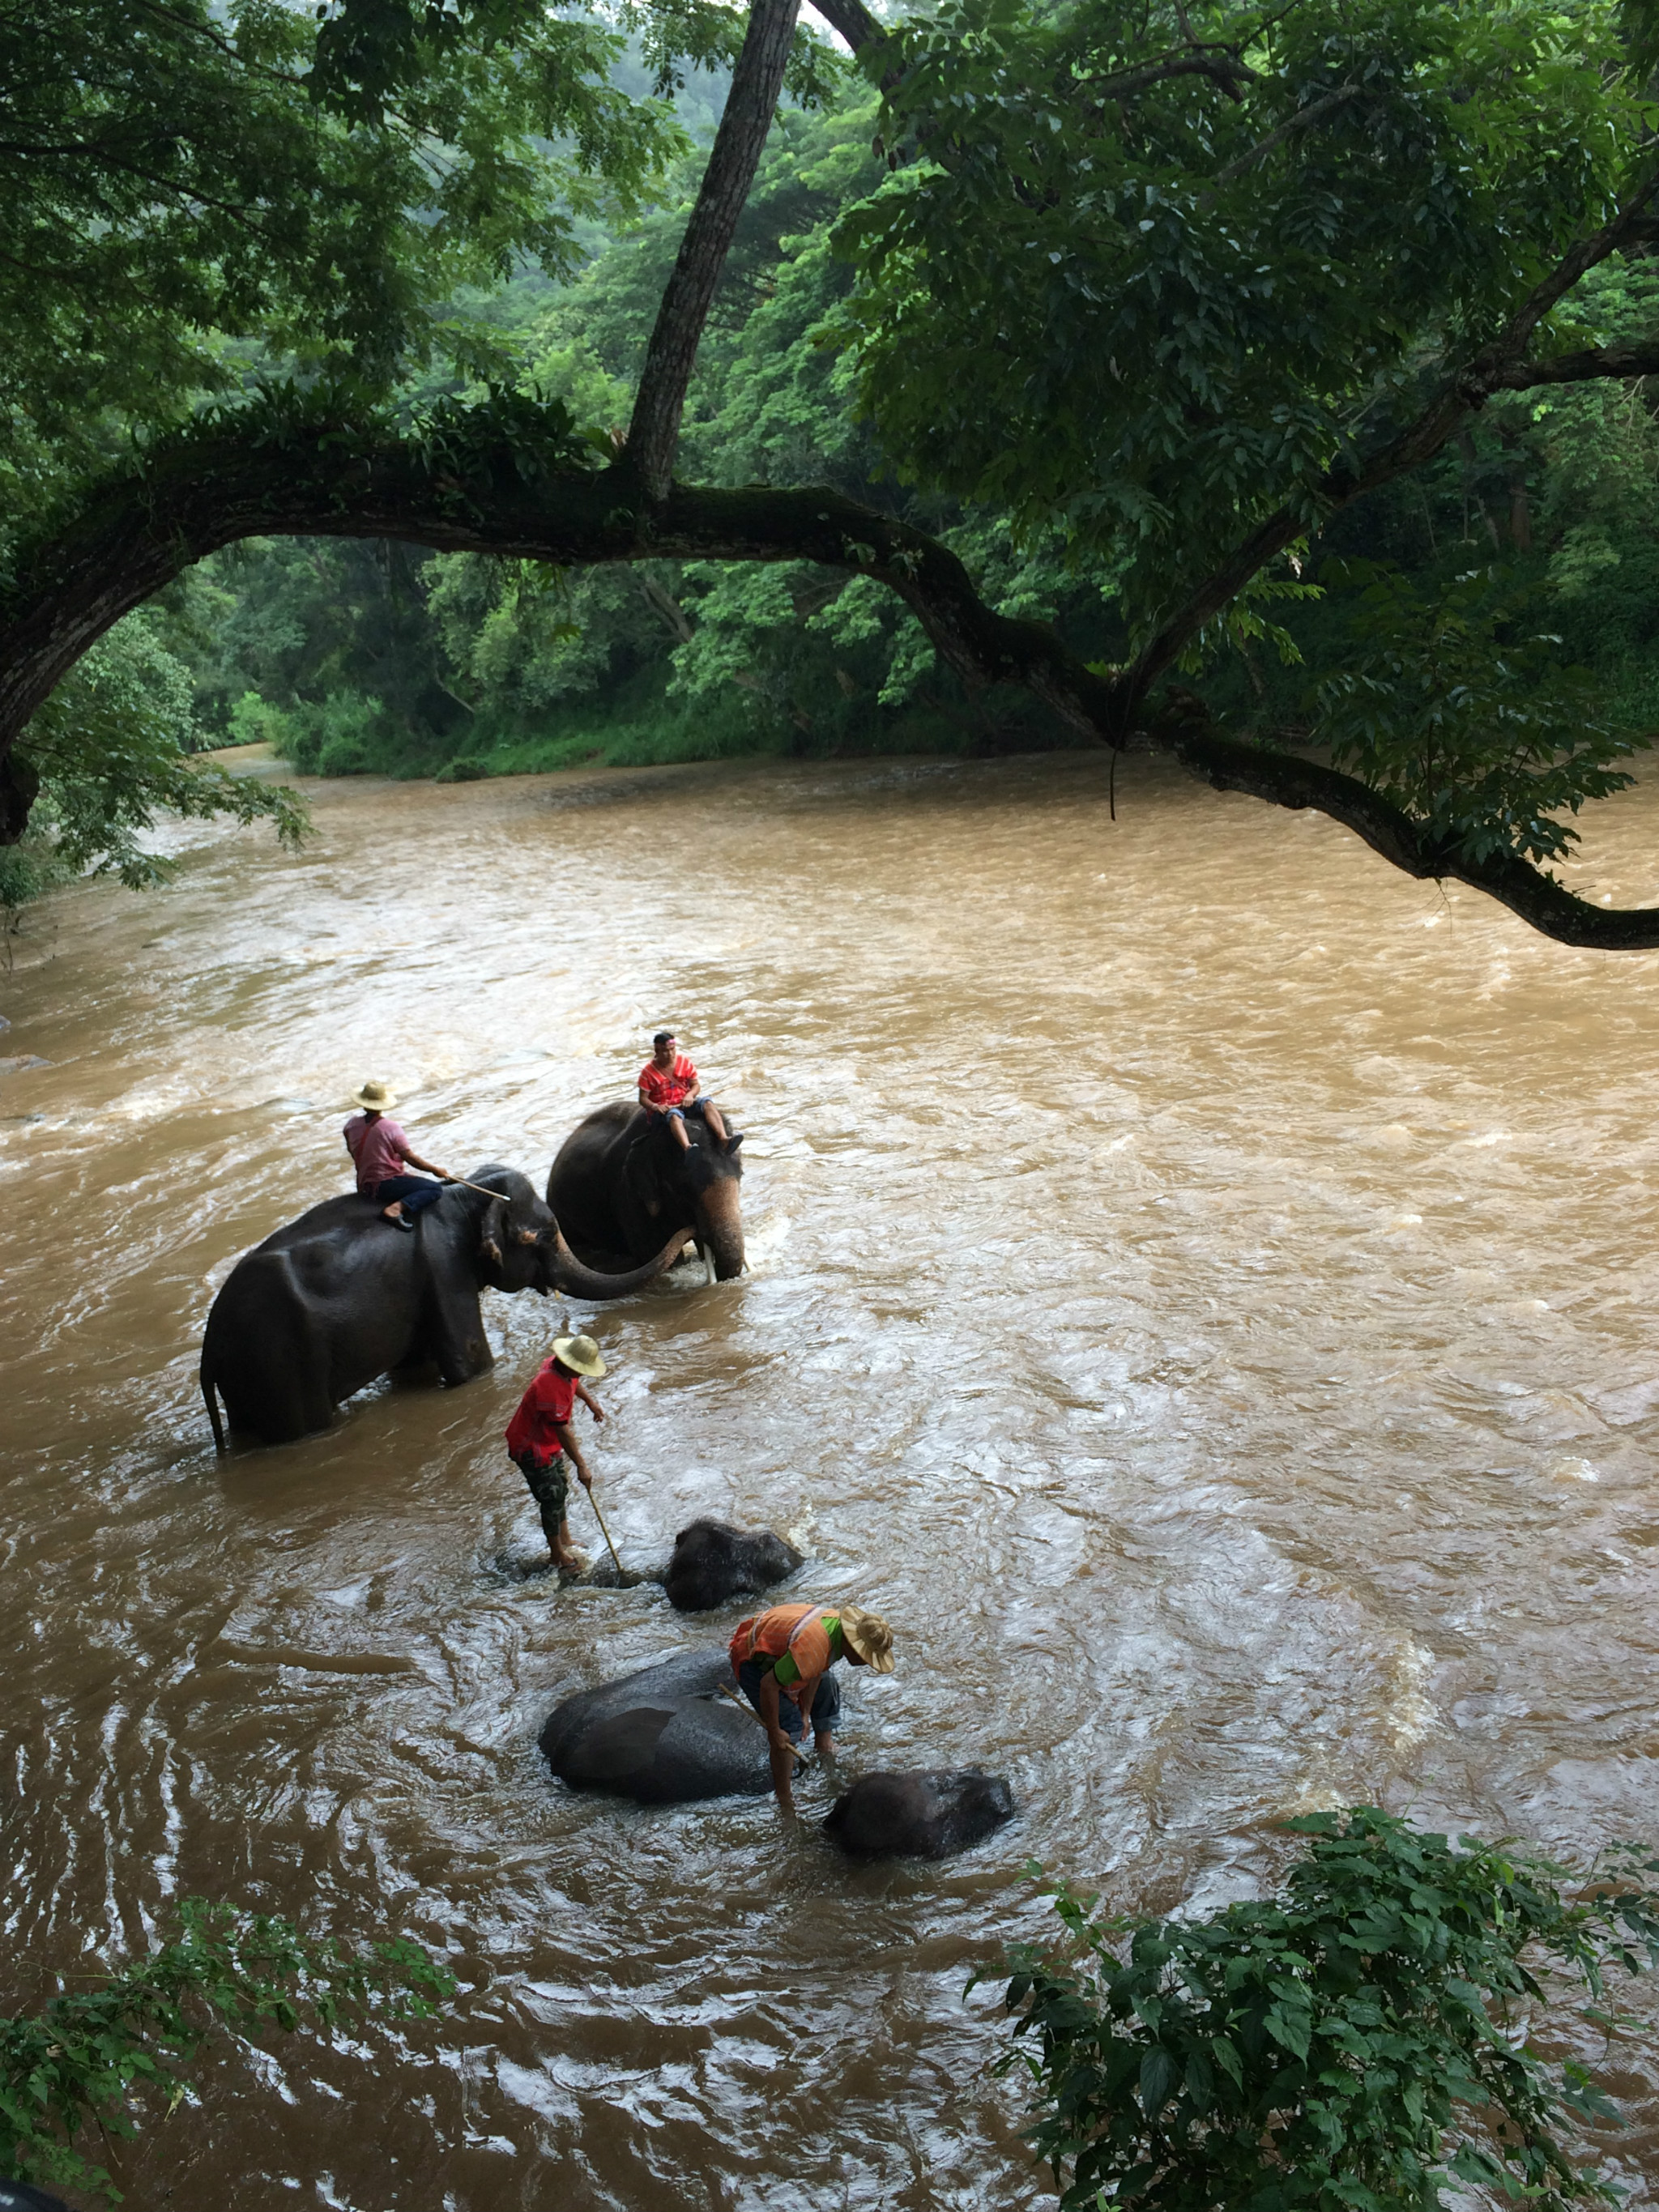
xmin=548 ymin=1102 xmax=744 ymax=1283
xmin=662 ymin=1518 xmax=803 ymax=1613
xmin=539 ymin=1646 xmax=840 ymax=1804
xmin=200 ymin=1165 xmax=689 ymax=1448
xmin=823 ymin=1770 xmax=1017 ymax=1859
xmin=1 ymin=2184 xmax=71 ymax=2212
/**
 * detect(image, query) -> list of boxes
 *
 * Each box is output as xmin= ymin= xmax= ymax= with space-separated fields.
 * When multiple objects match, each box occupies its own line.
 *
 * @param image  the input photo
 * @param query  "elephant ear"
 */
xmin=478 ymin=1195 xmax=508 ymax=1270
xmin=625 ymin=1137 xmax=663 ymax=1220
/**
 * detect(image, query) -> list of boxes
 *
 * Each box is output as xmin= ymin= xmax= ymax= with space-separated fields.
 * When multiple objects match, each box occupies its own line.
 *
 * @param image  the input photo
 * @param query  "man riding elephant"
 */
xmin=638 ymin=1030 xmax=733 ymax=1155
xmin=549 ymin=1036 xmax=746 ymax=1282
xmin=200 ymin=1169 xmax=689 ymax=1448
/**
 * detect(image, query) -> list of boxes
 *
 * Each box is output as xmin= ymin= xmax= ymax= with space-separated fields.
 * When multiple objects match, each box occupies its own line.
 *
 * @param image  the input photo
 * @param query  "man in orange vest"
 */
xmin=729 ymin=1600 xmax=895 ymax=1813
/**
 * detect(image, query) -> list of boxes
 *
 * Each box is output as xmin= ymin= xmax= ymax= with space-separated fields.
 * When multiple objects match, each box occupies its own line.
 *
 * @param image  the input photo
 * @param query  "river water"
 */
xmin=4 ymin=748 xmax=1659 ymax=2209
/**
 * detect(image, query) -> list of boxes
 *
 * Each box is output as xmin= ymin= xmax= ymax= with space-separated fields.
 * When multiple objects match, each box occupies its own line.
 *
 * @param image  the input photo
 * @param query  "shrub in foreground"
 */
xmin=987 ymin=1808 xmax=1659 ymax=2212
xmin=0 ymin=1899 xmax=454 ymax=2204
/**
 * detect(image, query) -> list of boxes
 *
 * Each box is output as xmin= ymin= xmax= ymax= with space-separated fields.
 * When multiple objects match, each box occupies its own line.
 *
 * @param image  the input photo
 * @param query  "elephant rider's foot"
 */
xmin=383 ymin=1204 xmax=416 ymax=1234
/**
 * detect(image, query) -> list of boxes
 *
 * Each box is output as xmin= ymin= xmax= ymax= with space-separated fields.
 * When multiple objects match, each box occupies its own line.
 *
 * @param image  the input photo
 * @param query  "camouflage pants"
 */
xmin=515 ymin=1450 xmax=569 ymax=1551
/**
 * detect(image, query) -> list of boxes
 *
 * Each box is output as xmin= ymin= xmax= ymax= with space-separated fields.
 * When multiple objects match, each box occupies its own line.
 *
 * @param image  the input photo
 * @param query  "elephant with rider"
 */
xmin=200 ymin=1166 xmax=688 ymax=1447
xmin=548 ymin=1102 xmax=745 ymax=1283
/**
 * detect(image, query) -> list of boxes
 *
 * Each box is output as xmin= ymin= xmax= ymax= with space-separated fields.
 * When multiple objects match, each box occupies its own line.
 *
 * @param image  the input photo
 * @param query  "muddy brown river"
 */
xmin=5 ymin=749 xmax=1659 ymax=2209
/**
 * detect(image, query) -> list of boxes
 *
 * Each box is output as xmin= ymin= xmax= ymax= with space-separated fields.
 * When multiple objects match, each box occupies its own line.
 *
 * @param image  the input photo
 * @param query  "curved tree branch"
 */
xmin=1152 ymin=697 xmax=1657 ymax=948
xmin=1126 ymin=159 xmax=1659 ymax=707
xmin=1497 ymin=336 xmax=1659 ymax=388
xmin=805 ymin=0 xmax=883 ymax=54
xmin=3 ymin=417 xmax=1657 ymax=947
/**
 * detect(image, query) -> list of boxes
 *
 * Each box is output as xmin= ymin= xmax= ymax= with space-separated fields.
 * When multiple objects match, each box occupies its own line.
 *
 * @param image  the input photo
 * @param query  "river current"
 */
xmin=3 ymin=749 xmax=1659 ymax=2208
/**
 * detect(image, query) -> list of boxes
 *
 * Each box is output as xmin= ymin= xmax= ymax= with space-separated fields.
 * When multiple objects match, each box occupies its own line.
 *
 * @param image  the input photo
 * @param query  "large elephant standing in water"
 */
xmin=200 ymin=1166 xmax=688 ymax=1447
xmin=548 ymin=1104 xmax=745 ymax=1282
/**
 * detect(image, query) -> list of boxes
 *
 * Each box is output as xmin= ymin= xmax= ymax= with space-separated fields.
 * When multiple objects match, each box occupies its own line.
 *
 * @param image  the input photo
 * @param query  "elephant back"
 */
xmin=539 ymin=1646 xmax=774 ymax=1804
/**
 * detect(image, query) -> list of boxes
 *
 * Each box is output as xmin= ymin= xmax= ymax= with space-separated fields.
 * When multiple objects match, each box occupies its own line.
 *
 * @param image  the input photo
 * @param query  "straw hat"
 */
xmin=350 ymin=1079 xmax=399 ymax=1112
xmin=838 ymin=1602 xmax=895 ymax=1673
xmin=552 ymin=1333 xmax=608 ymax=1379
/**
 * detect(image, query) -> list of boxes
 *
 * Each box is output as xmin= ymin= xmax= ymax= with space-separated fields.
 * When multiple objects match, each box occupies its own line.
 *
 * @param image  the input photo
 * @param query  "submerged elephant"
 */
xmin=548 ymin=1102 xmax=745 ymax=1282
xmin=824 ymin=1770 xmax=1016 ymax=1859
xmin=662 ymin=1519 xmax=803 ymax=1613
xmin=1 ymin=2183 xmax=72 ymax=2212
xmin=539 ymin=1646 xmax=840 ymax=1804
xmin=200 ymin=1166 xmax=689 ymax=1447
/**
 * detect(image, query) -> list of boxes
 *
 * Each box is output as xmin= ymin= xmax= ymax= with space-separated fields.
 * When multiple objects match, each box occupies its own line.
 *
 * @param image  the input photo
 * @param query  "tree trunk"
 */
xmin=1499 ymin=423 xmax=1533 ymax=551
xmin=625 ymin=0 xmax=801 ymax=502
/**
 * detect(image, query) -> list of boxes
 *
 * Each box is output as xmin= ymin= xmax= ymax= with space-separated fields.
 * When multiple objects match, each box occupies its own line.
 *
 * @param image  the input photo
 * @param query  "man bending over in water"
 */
xmin=638 ymin=1029 xmax=732 ymax=1153
xmin=730 ymin=1601 xmax=894 ymax=1814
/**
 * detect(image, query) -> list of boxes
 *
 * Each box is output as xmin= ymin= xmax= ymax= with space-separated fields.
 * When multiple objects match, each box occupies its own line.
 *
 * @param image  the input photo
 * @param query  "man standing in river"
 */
xmin=638 ymin=1029 xmax=732 ymax=1152
xmin=505 ymin=1333 xmax=608 ymax=1570
xmin=730 ymin=1600 xmax=895 ymax=1814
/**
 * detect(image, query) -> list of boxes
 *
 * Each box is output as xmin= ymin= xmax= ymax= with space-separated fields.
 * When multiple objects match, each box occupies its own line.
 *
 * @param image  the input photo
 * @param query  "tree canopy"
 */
xmin=8 ymin=0 xmax=1659 ymax=944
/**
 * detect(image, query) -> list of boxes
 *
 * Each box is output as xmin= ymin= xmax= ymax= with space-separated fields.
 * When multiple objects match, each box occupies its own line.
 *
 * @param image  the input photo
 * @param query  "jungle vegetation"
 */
xmin=994 ymin=1810 xmax=1659 ymax=2212
xmin=8 ymin=0 xmax=1659 ymax=946
xmin=0 ymin=1899 xmax=453 ymax=2205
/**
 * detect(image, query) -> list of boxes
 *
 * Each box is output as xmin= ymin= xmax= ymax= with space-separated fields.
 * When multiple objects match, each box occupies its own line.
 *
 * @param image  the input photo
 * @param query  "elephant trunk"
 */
xmin=548 ymin=1225 xmax=692 ymax=1302
xmin=696 ymin=1182 xmax=745 ymax=1281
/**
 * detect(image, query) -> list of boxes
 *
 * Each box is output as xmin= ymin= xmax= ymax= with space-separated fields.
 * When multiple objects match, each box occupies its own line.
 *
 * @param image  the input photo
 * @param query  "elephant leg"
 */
xmin=424 ymin=1282 xmax=493 ymax=1387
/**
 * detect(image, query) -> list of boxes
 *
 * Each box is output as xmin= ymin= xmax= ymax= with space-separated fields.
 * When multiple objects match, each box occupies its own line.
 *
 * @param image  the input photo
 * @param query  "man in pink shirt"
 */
xmin=343 ymin=1079 xmax=453 ymax=1230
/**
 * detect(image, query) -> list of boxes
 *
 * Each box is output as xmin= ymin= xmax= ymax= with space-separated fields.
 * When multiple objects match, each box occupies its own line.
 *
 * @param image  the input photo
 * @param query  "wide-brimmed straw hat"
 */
xmin=350 ymin=1078 xmax=399 ymax=1112
xmin=552 ymin=1333 xmax=608 ymax=1379
xmin=838 ymin=1602 xmax=895 ymax=1673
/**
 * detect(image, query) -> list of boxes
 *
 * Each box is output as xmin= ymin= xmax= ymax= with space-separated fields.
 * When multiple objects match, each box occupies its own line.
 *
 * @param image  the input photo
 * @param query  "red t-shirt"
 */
xmin=505 ymin=1361 xmax=578 ymax=1468
xmin=344 ymin=1112 xmax=412 ymax=1193
xmin=638 ymin=1053 xmax=697 ymax=1109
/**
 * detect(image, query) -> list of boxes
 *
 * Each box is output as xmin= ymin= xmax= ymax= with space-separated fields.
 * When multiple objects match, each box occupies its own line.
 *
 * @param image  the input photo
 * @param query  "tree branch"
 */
xmin=4 ymin=417 xmax=1657 ymax=947
xmin=1126 ymin=156 xmax=1659 ymax=705
xmin=624 ymin=0 xmax=800 ymax=502
xmin=1153 ymin=697 xmax=1659 ymax=948
xmin=1496 ymin=336 xmax=1659 ymax=388
xmin=805 ymin=0 xmax=882 ymax=54
xmin=1209 ymin=81 xmax=1360 ymax=188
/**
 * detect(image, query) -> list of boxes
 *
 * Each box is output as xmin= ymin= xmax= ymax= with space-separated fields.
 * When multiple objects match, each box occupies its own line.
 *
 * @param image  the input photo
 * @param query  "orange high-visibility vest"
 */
xmin=729 ymin=1603 xmax=834 ymax=1696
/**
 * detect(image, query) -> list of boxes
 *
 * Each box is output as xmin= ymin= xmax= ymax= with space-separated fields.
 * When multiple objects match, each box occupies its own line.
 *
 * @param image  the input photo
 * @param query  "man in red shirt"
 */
xmin=638 ymin=1029 xmax=731 ymax=1153
xmin=505 ymin=1333 xmax=608 ymax=1570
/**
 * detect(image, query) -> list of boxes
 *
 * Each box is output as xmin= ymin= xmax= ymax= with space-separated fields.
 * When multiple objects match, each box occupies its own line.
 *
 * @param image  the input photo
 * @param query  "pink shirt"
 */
xmin=344 ymin=1112 xmax=412 ymax=1193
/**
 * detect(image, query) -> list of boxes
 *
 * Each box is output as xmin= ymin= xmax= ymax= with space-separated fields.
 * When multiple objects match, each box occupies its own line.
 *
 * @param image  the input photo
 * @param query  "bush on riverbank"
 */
xmin=992 ymin=1808 xmax=1659 ymax=2212
xmin=0 ymin=1899 xmax=452 ymax=2204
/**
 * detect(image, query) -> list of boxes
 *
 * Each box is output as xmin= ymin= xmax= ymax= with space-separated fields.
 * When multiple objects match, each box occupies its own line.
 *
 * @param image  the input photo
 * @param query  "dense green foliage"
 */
xmin=0 ymin=1898 xmax=454 ymax=2204
xmin=11 ymin=0 xmax=1659 ymax=934
xmin=0 ymin=0 xmax=679 ymax=510
xmin=0 ymin=607 xmax=309 ymax=926
xmin=0 ymin=0 xmax=700 ymax=915
xmin=175 ymin=94 xmax=1154 ymax=778
xmin=837 ymin=0 xmax=1640 ymax=615
xmin=160 ymin=0 xmax=1658 ymax=859
xmin=990 ymin=1810 xmax=1659 ymax=2212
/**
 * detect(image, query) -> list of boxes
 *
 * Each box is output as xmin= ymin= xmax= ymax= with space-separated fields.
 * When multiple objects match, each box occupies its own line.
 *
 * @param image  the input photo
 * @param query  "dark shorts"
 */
xmin=736 ymin=1657 xmax=842 ymax=1742
xmin=367 ymin=1175 xmax=443 ymax=1214
xmin=661 ymin=1098 xmax=715 ymax=1124
xmin=515 ymin=1449 xmax=569 ymax=1526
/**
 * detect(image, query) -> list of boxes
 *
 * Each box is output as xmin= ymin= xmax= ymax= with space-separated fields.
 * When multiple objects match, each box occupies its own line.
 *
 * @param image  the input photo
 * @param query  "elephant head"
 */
xmin=676 ymin=1135 xmax=744 ymax=1281
xmin=467 ymin=1166 xmax=690 ymax=1298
